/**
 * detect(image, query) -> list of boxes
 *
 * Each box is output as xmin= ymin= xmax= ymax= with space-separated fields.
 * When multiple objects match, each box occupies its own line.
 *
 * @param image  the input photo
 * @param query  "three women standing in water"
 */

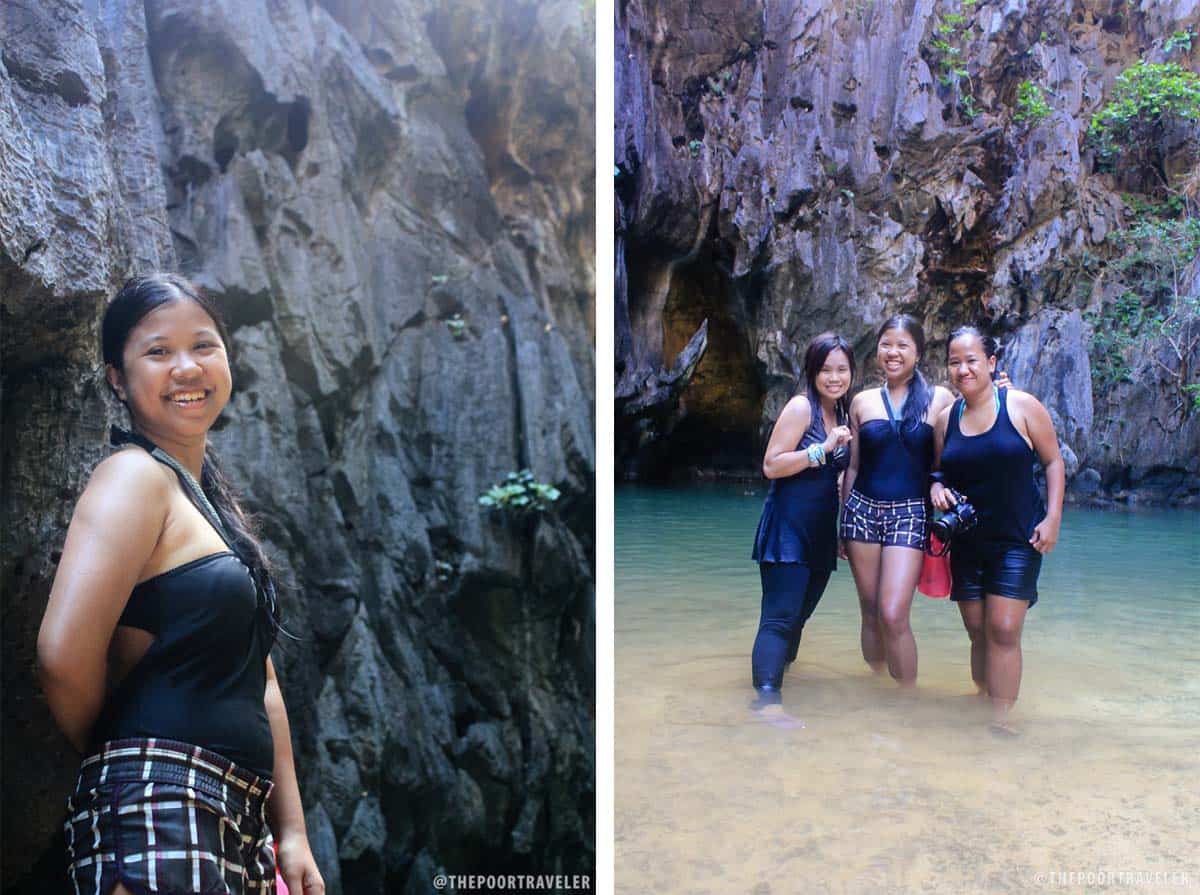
xmin=750 ymin=319 xmax=1062 ymax=732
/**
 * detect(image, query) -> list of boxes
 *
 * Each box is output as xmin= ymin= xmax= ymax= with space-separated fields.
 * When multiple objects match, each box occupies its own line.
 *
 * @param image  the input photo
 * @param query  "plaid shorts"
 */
xmin=64 ymin=738 xmax=275 ymax=895
xmin=839 ymin=490 xmax=928 ymax=549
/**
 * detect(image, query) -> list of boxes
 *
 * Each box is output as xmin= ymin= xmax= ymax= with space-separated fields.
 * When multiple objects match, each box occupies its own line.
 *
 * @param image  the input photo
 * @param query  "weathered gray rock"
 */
xmin=1 ymin=1 xmax=595 ymax=891
xmin=616 ymin=0 xmax=1199 ymax=502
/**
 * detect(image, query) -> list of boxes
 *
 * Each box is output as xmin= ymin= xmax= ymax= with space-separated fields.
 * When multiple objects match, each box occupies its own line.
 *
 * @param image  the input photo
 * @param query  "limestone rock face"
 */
xmin=0 ymin=1 xmax=594 ymax=892
xmin=616 ymin=0 xmax=1199 ymax=503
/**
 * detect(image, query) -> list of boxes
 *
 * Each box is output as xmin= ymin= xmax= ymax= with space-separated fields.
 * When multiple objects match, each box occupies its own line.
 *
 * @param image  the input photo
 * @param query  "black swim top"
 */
xmin=940 ymin=387 xmax=1045 ymax=547
xmin=855 ymin=390 xmax=934 ymax=500
xmin=92 ymin=551 xmax=275 ymax=776
xmin=752 ymin=396 xmax=850 ymax=568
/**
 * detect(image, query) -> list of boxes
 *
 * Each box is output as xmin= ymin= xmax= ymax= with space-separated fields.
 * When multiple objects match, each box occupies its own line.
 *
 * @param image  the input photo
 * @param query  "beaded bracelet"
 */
xmin=807 ymin=443 xmax=826 ymax=466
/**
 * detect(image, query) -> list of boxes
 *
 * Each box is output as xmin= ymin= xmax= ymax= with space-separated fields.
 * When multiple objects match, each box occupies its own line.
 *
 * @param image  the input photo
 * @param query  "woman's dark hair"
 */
xmin=103 ymin=274 xmax=283 ymax=637
xmin=876 ymin=314 xmax=930 ymax=433
xmin=946 ymin=325 xmax=1000 ymax=359
xmin=803 ymin=331 xmax=856 ymax=424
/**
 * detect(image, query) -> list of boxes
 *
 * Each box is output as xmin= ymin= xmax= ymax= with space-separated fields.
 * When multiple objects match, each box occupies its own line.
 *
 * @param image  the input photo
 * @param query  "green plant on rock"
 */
xmin=1184 ymin=383 xmax=1200 ymax=411
xmin=1086 ymin=214 xmax=1200 ymax=414
xmin=687 ymin=139 xmax=703 ymax=159
xmin=927 ymin=5 xmax=980 ymax=122
xmin=1086 ymin=61 xmax=1200 ymax=192
xmin=1164 ymin=30 xmax=1194 ymax=56
xmin=479 ymin=470 xmax=562 ymax=516
xmin=446 ymin=314 xmax=467 ymax=339
xmin=1014 ymin=80 xmax=1051 ymax=124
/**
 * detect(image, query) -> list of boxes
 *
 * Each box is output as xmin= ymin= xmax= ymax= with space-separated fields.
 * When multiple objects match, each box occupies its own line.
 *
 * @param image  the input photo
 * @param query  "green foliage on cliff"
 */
xmin=1085 ymin=213 xmax=1200 ymax=411
xmin=927 ymin=4 xmax=980 ymax=121
xmin=1014 ymin=80 xmax=1051 ymax=124
xmin=479 ymin=470 xmax=562 ymax=515
xmin=1087 ymin=62 xmax=1200 ymax=186
xmin=1164 ymin=30 xmax=1194 ymax=56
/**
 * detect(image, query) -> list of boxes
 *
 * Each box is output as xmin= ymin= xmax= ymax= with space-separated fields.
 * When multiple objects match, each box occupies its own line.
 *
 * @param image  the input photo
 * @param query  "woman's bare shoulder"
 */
xmin=82 ymin=448 xmax=172 ymax=508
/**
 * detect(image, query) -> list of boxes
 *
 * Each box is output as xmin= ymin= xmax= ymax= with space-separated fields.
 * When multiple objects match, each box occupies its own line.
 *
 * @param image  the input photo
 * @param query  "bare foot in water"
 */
xmin=756 ymin=703 xmax=806 ymax=730
xmin=988 ymin=719 xmax=1021 ymax=738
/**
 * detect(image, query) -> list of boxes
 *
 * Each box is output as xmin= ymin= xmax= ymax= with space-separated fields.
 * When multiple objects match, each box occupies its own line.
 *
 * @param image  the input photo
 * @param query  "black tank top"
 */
xmin=940 ymin=388 xmax=1045 ymax=547
xmin=92 ymin=551 xmax=275 ymax=776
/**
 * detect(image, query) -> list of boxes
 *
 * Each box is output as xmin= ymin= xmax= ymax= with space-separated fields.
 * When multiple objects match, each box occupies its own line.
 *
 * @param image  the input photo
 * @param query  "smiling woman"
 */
xmin=37 ymin=274 xmax=324 ymax=895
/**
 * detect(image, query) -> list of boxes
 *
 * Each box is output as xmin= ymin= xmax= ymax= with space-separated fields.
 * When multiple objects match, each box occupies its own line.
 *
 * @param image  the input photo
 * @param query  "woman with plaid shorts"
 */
xmin=38 ymin=275 xmax=324 ymax=895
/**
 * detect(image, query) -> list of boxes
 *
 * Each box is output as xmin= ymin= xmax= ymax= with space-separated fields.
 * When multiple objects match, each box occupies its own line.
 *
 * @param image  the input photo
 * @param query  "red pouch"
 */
xmin=918 ymin=534 xmax=952 ymax=598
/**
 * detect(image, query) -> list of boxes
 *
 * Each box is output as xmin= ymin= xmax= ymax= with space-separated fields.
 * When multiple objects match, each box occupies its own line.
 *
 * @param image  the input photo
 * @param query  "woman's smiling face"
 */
xmin=876 ymin=326 xmax=918 ymax=381
xmin=107 ymin=298 xmax=232 ymax=444
xmin=947 ymin=332 xmax=996 ymax=396
xmin=814 ymin=348 xmax=852 ymax=402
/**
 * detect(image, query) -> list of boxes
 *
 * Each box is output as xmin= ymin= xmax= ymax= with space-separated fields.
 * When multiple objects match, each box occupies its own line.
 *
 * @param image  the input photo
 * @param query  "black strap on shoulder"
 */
xmin=109 ymin=427 xmax=234 ymax=549
xmin=882 ymin=387 xmax=901 ymax=434
xmin=111 ymin=426 xmax=287 ymax=643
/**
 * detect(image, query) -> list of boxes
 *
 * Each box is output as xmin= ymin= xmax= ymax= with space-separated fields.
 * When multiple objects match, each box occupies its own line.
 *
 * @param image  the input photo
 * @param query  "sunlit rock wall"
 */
xmin=616 ymin=0 xmax=1199 ymax=504
xmin=1 ymin=1 xmax=595 ymax=892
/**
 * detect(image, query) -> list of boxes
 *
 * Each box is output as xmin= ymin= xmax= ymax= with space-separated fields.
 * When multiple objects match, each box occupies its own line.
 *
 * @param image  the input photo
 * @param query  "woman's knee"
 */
xmin=858 ymin=598 xmax=880 ymax=622
xmin=878 ymin=603 xmax=911 ymax=635
xmin=986 ymin=617 xmax=1023 ymax=648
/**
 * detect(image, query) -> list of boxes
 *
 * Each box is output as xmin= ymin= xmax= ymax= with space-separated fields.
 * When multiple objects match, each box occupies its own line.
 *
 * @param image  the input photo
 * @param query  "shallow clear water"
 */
xmin=616 ymin=484 xmax=1200 ymax=895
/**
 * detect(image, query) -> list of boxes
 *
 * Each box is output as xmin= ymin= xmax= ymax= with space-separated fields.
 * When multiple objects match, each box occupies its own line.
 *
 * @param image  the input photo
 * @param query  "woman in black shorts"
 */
xmin=931 ymin=326 xmax=1064 ymax=734
xmin=751 ymin=333 xmax=855 ymax=723
xmin=839 ymin=315 xmax=956 ymax=686
xmin=38 ymin=275 xmax=324 ymax=894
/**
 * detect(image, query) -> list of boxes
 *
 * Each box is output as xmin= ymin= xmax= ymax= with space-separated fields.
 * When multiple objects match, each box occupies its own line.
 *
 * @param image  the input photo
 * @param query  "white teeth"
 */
xmin=170 ymin=391 xmax=206 ymax=404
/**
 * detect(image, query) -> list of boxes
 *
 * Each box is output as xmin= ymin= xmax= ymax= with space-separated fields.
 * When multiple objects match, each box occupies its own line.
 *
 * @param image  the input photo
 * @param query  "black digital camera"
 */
xmin=931 ymin=490 xmax=978 ymax=543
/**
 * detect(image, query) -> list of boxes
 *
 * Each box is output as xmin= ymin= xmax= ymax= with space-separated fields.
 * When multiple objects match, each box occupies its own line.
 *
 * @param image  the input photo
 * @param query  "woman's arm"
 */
xmin=265 ymin=657 xmax=325 ymax=894
xmin=839 ymin=393 xmax=863 ymax=504
xmin=1016 ymin=393 xmax=1065 ymax=554
xmin=37 ymin=451 xmax=167 ymax=752
xmin=930 ymin=405 xmax=956 ymax=510
xmin=762 ymin=396 xmax=813 ymax=479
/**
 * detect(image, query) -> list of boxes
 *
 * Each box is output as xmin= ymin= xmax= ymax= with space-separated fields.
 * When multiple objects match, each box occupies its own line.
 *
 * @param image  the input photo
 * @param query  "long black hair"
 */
xmin=803 ymin=331 xmax=856 ymax=425
xmin=102 ymin=274 xmax=283 ymax=637
xmin=876 ymin=314 xmax=930 ymax=433
xmin=946 ymin=324 xmax=1000 ymax=359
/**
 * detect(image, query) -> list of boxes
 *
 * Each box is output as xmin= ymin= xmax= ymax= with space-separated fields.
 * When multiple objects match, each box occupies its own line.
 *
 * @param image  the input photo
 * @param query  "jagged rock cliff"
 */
xmin=1 ymin=1 xmax=595 ymax=892
xmin=616 ymin=0 xmax=1199 ymax=504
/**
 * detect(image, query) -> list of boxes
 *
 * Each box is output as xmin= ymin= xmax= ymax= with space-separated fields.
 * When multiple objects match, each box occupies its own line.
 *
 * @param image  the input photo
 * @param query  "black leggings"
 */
xmin=751 ymin=562 xmax=832 ymax=692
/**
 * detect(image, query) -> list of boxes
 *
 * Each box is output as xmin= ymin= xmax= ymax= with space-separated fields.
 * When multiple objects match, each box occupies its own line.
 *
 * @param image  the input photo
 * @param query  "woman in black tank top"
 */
xmin=38 ymin=275 xmax=325 ymax=895
xmin=931 ymin=327 xmax=1065 ymax=736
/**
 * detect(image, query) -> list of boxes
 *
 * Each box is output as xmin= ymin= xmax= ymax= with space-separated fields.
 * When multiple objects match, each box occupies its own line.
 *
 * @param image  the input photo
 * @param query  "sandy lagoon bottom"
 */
xmin=616 ymin=485 xmax=1200 ymax=894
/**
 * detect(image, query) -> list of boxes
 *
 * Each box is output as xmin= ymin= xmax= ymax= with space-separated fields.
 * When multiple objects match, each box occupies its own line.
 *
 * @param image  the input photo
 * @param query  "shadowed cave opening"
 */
xmin=625 ymin=246 xmax=765 ymax=480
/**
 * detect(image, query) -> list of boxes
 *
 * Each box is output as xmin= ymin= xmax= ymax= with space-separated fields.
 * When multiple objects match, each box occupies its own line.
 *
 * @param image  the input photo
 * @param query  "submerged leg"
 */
xmin=876 ymin=545 xmax=924 ymax=686
xmin=984 ymin=594 xmax=1028 ymax=733
xmin=957 ymin=599 xmax=987 ymax=694
xmin=845 ymin=540 xmax=885 ymax=673
xmin=751 ymin=563 xmax=810 ymax=692
xmin=786 ymin=567 xmax=832 ymax=664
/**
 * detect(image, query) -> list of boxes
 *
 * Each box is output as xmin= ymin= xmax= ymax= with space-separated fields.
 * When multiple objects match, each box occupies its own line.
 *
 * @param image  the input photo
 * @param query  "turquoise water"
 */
xmin=616 ymin=484 xmax=1200 ymax=895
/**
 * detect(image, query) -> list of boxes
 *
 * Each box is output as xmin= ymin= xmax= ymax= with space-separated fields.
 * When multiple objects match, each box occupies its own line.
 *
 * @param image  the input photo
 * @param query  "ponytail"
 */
xmin=201 ymin=448 xmax=288 ymax=642
xmin=901 ymin=368 xmax=932 ymax=434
